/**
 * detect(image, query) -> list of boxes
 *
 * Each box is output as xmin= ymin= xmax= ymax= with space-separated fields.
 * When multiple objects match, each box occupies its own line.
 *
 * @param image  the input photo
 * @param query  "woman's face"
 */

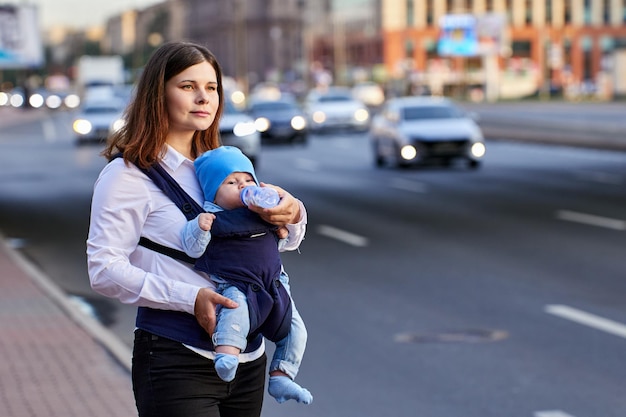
xmin=165 ymin=61 xmax=219 ymax=139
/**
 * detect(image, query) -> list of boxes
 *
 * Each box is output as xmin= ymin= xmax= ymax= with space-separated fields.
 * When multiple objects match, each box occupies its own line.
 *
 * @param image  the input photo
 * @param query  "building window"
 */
xmin=583 ymin=0 xmax=591 ymax=24
xmin=512 ymin=40 xmax=531 ymax=58
xmin=545 ymin=0 xmax=552 ymax=23
xmin=446 ymin=0 xmax=454 ymax=13
xmin=405 ymin=39 xmax=414 ymax=58
xmin=426 ymin=0 xmax=434 ymax=25
xmin=505 ymin=0 xmax=513 ymax=22
xmin=564 ymin=0 xmax=571 ymax=23
xmin=602 ymin=0 xmax=610 ymax=23
xmin=525 ymin=0 xmax=532 ymax=24
xmin=486 ymin=0 xmax=494 ymax=11
xmin=407 ymin=0 xmax=414 ymax=26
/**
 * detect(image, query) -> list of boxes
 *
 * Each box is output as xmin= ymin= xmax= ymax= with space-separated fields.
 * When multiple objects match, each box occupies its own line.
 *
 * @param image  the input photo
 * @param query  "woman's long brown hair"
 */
xmin=103 ymin=41 xmax=225 ymax=169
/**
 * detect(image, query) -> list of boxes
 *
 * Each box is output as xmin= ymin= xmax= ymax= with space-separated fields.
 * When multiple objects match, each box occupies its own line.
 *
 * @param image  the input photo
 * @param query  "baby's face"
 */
xmin=214 ymin=171 xmax=256 ymax=209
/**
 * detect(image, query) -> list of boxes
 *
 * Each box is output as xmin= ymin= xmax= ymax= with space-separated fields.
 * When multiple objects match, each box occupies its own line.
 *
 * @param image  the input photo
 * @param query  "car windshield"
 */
xmin=402 ymin=106 xmax=463 ymax=120
xmin=252 ymin=101 xmax=294 ymax=111
xmin=318 ymin=94 xmax=352 ymax=103
xmin=83 ymin=105 xmax=121 ymax=114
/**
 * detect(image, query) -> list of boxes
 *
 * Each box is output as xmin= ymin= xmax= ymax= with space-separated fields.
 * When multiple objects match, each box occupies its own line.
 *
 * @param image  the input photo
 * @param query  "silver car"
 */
xmin=73 ymin=98 xmax=126 ymax=144
xmin=304 ymin=87 xmax=370 ymax=132
xmin=370 ymin=96 xmax=486 ymax=169
xmin=219 ymin=100 xmax=261 ymax=166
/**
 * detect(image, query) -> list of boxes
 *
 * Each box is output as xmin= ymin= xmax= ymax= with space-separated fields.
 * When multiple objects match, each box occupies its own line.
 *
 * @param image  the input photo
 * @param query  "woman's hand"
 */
xmin=194 ymin=288 xmax=239 ymax=335
xmin=250 ymin=182 xmax=301 ymax=226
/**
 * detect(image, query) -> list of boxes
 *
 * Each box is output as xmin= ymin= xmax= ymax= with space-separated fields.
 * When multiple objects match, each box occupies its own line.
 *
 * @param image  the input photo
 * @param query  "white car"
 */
xmin=304 ymin=87 xmax=370 ymax=132
xmin=73 ymin=98 xmax=126 ymax=144
xmin=219 ymin=100 xmax=261 ymax=166
xmin=370 ymin=96 xmax=486 ymax=169
xmin=352 ymin=82 xmax=385 ymax=108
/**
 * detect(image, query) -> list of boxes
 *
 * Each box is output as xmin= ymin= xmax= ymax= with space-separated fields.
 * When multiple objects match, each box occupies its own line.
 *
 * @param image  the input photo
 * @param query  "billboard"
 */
xmin=0 ymin=4 xmax=44 ymax=69
xmin=438 ymin=13 xmax=506 ymax=57
xmin=438 ymin=14 xmax=478 ymax=57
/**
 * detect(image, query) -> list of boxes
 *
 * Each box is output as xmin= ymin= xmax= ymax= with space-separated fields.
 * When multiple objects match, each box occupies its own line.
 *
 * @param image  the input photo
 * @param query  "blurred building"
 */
xmin=381 ymin=0 xmax=626 ymax=99
xmin=183 ymin=0 xmax=306 ymax=92
xmin=41 ymin=0 xmax=626 ymax=99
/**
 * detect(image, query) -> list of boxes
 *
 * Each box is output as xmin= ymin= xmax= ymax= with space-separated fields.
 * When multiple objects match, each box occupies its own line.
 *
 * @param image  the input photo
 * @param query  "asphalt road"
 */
xmin=0 ymin=105 xmax=625 ymax=417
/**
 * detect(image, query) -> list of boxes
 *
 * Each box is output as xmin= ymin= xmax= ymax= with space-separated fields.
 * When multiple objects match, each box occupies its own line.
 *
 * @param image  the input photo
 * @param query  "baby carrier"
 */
xmin=119 ymin=155 xmax=293 ymax=343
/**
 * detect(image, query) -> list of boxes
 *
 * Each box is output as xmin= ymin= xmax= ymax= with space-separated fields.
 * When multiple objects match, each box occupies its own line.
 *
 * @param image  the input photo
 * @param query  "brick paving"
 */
xmin=0 ymin=238 xmax=137 ymax=416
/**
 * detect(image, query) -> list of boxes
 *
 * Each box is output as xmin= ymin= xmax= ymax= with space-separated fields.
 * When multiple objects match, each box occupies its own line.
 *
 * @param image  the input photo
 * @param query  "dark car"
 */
xmin=370 ymin=96 xmax=486 ymax=169
xmin=247 ymin=98 xmax=308 ymax=144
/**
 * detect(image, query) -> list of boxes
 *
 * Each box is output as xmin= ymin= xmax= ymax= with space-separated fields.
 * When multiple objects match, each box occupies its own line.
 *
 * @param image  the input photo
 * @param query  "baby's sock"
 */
xmin=268 ymin=375 xmax=313 ymax=404
xmin=214 ymin=353 xmax=239 ymax=382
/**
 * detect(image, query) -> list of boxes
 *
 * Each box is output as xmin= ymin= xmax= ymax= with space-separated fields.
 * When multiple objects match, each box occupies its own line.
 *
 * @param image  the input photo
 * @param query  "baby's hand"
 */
xmin=197 ymin=213 xmax=216 ymax=231
xmin=275 ymin=226 xmax=289 ymax=239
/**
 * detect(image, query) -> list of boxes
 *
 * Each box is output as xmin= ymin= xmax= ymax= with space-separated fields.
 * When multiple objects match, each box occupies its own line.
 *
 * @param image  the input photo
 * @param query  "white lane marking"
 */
xmin=555 ymin=210 xmax=626 ymax=231
xmin=317 ymin=224 xmax=368 ymax=247
xmin=391 ymin=177 xmax=427 ymax=193
xmin=534 ymin=411 xmax=576 ymax=417
xmin=545 ymin=304 xmax=626 ymax=339
xmin=295 ymin=158 xmax=319 ymax=171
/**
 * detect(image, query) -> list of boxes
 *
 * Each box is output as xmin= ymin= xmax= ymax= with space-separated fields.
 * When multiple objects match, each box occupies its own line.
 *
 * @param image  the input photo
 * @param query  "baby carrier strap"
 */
xmin=111 ymin=154 xmax=202 ymax=264
xmin=140 ymin=161 xmax=205 ymax=221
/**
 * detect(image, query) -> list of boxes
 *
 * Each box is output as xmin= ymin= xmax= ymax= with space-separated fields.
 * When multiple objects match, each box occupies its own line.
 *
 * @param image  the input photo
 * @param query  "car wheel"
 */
xmin=468 ymin=159 xmax=481 ymax=169
xmin=373 ymin=142 xmax=385 ymax=167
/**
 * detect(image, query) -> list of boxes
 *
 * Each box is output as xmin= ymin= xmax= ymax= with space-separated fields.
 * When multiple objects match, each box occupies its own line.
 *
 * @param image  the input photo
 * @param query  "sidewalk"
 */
xmin=462 ymin=100 xmax=626 ymax=151
xmin=0 ymin=236 xmax=137 ymax=416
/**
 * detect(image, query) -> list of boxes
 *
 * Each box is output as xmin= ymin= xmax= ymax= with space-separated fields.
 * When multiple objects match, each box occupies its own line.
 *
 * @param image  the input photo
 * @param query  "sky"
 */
xmin=12 ymin=0 xmax=163 ymax=29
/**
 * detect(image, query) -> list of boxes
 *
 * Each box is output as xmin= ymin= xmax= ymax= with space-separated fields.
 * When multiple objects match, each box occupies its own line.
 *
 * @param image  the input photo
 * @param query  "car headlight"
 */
xmin=0 ymin=92 xmax=8 ymax=106
xmin=233 ymin=121 xmax=257 ymax=137
xmin=64 ymin=94 xmax=81 ymax=109
xmin=46 ymin=94 xmax=62 ymax=109
xmin=10 ymin=94 xmax=24 ymax=108
xmin=230 ymin=91 xmax=246 ymax=107
xmin=290 ymin=115 xmax=306 ymax=130
xmin=354 ymin=108 xmax=369 ymax=122
xmin=400 ymin=145 xmax=417 ymax=160
xmin=312 ymin=111 xmax=326 ymax=124
xmin=111 ymin=118 xmax=126 ymax=133
xmin=470 ymin=142 xmax=486 ymax=158
xmin=29 ymin=93 xmax=45 ymax=108
xmin=254 ymin=117 xmax=271 ymax=132
xmin=73 ymin=119 xmax=92 ymax=135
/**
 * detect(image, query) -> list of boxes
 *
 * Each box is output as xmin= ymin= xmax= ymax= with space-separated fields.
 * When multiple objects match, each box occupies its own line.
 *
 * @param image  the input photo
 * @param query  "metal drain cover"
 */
xmin=394 ymin=329 xmax=508 ymax=344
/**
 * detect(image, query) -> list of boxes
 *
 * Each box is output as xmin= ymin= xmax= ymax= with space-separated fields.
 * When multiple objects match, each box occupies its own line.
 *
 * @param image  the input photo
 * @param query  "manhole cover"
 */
xmin=394 ymin=329 xmax=508 ymax=344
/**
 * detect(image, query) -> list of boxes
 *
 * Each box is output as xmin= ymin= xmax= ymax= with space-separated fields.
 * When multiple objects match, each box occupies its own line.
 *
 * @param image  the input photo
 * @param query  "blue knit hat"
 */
xmin=194 ymin=146 xmax=259 ymax=203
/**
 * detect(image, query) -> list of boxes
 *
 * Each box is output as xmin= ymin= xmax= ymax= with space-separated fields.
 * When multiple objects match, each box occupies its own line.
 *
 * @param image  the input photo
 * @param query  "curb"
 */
xmin=0 ymin=235 xmax=132 ymax=372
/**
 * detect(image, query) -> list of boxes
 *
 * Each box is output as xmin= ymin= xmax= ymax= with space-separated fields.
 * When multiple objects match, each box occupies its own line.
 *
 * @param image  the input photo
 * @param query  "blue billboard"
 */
xmin=437 ymin=14 xmax=478 ymax=57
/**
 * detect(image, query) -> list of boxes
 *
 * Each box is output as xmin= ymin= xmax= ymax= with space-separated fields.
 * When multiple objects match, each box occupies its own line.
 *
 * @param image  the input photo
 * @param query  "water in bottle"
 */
xmin=240 ymin=186 xmax=280 ymax=208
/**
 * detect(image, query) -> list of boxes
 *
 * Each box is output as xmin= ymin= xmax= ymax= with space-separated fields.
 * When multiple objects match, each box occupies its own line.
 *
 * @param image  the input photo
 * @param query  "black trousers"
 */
xmin=132 ymin=329 xmax=266 ymax=417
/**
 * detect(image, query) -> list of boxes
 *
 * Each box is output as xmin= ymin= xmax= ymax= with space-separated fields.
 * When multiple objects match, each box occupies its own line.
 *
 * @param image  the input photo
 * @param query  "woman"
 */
xmin=87 ymin=41 xmax=307 ymax=417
